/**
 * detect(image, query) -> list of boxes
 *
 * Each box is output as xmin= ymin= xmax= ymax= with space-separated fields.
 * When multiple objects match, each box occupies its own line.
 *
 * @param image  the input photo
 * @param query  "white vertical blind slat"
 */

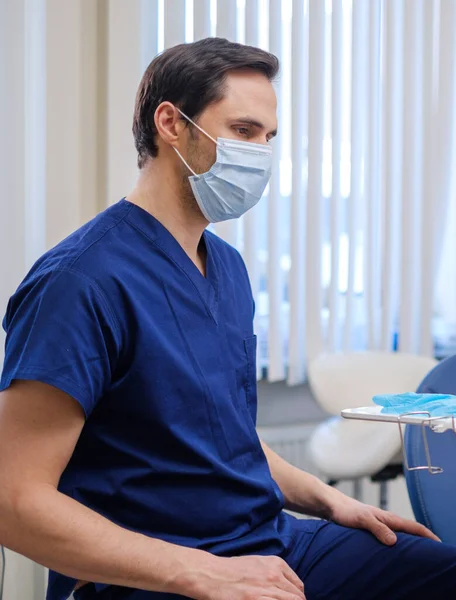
xmin=24 ymin=0 xmax=46 ymax=267
xmin=288 ymin=0 xmax=308 ymax=384
xmin=400 ymin=0 xmax=425 ymax=353
xmin=45 ymin=0 xmax=99 ymax=246
xmin=365 ymin=0 xmax=381 ymax=349
xmin=306 ymin=0 xmax=325 ymax=361
xmin=214 ymin=0 xmax=239 ymax=246
xmin=80 ymin=0 xmax=102 ymax=217
xmin=193 ymin=0 xmax=211 ymax=40
xmin=328 ymin=0 xmax=343 ymax=352
xmin=245 ymin=0 xmax=260 ymax=47
xmin=381 ymin=0 xmax=404 ymax=351
xmin=243 ymin=0 xmax=262 ymax=379
xmin=106 ymin=0 xmax=143 ymax=206
xmin=164 ymin=0 xmax=186 ymax=49
xmin=419 ymin=0 xmax=437 ymax=357
xmin=140 ymin=0 xmax=160 ymax=69
xmin=216 ymin=0 xmax=237 ymax=39
xmin=267 ymin=0 xmax=285 ymax=381
xmin=344 ymin=0 xmax=367 ymax=350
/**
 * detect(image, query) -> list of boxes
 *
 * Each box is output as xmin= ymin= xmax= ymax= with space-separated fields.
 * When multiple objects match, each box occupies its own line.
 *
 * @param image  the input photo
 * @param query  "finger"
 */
xmin=378 ymin=512 xmax=441 ymax=542
xmin=259 ymin=592 xmax=306 ymax=600
xmin=278 ymin=594 xmax=306 ymax=600
xmin=262 ymin=592 xmax=306 ymax=600
xmin=278 ymin=574 xmax=305 ymax=597
xmin=363 ymin=516 xmax=397 ymax=545
xmin=277 ymin=592 xmax=306 ymax=600
xmin=280 ymin=563 xmax=305 ymax=594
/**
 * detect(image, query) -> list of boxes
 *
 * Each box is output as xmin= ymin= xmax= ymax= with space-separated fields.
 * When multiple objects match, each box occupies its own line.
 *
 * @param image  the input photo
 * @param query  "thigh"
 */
xmin=292 ymin=522 xmax=456 ymax=600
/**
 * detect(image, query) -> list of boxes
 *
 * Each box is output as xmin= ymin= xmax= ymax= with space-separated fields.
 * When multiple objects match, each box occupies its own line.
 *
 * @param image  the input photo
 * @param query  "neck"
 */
xmin=126 ymin=158 xmax=208 ymax=265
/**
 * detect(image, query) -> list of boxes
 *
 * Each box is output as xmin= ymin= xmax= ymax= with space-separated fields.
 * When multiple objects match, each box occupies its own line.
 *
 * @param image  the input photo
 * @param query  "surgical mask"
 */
xmin=173 ymin=108 xmax=273 ymax=223
xmin=374 ymin=392 xmax=456 ymax=417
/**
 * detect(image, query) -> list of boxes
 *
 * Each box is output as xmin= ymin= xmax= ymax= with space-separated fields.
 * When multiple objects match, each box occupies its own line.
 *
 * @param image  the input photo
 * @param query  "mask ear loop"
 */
xmin=173 ymin=147 xmax=199 ymax=177
xmin=175 ymin=107 xmax=218 ymax=145
xmin=172 ymin=106 xmax=218 ymax=177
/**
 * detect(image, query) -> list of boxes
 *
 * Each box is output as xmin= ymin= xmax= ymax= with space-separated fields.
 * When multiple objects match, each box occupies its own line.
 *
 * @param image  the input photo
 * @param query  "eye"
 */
xmin=234 ymin=126 xmax=250 ymax=137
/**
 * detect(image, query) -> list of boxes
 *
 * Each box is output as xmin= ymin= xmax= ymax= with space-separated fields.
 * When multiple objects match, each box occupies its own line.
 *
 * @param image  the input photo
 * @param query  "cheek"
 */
xmin=190 ymin=142 xmax=217 ymax=174
xmin=204 ymin=147 xmax=217 ymax=171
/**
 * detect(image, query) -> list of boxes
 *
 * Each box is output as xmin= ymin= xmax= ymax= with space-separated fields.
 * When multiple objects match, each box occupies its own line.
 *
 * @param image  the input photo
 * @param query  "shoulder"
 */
xmin=4 ymin=266 xmax=118 ymax=339
xmin=25 ymin=200 xmax=133 ymax=288
xmin=4 ymin=202 xmax=135 ymax=329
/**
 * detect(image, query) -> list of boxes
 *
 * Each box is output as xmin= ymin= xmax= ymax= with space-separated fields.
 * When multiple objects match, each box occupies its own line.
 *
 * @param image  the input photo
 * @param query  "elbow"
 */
xmin=0 ymin=479 xmax=46 ymax=545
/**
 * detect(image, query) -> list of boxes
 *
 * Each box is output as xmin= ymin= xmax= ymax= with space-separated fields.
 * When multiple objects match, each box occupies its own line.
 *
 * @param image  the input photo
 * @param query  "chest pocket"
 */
xmin=235 ymin=335 xmax=258 ymax=424
xmin=221 ymin=334 xmax=260 ymax=463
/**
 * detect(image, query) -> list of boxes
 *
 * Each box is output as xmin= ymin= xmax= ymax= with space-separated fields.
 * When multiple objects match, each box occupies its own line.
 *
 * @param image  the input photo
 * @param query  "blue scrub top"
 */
xmin=0 ymin=200 xmax=293 ymax=599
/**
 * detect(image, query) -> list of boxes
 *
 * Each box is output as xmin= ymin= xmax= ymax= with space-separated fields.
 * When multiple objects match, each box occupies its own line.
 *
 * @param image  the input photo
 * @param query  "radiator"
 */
xmin=257 ymin=423 xmax=319 ymax=474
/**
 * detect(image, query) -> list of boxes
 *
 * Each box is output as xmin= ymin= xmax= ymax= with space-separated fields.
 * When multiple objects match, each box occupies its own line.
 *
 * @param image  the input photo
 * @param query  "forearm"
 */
xmin=0 ymin=482 xmax=216 ymax=598
xmin=261 ymin=441 xmax=345 ymax=519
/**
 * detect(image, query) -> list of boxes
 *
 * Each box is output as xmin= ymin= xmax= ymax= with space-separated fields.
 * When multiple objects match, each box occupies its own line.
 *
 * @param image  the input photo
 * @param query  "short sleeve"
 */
xmin=0 ymin=268 xmax=121 ymax=417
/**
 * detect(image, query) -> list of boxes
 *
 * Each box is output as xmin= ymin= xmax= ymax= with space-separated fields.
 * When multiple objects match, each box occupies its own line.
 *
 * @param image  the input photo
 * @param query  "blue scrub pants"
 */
xmin=75 ymin=519 xmax=456 ymax=599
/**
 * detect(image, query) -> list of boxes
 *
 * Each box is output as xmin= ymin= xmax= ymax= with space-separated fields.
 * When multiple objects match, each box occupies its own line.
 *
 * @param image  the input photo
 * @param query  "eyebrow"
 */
xmin=232 ymin=117 xmax=278 ymax=138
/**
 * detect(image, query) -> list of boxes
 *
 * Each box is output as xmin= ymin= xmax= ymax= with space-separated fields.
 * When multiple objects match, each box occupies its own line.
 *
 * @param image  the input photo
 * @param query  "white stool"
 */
xmin=307 ymin=352 xmax=437 ymax=509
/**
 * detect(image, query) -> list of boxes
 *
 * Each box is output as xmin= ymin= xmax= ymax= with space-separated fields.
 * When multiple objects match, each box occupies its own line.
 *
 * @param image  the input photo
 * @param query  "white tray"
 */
xmin=341 ymin=406 xmax=455 ymax=474
xmin=341 ymin=406 xmax=455 ymax=432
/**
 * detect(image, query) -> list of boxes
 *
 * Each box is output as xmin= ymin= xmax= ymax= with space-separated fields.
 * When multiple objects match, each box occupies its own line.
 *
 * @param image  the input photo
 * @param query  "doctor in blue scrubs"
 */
xmin=0 ymin=37 xmax=455 ymax=600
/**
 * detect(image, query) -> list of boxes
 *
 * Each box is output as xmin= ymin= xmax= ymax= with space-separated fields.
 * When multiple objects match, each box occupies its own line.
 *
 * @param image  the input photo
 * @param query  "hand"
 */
xmin=328 ymin=494 xmax=440 ymax=546
xmin=196 ymin=554 xmax=306 ymax=600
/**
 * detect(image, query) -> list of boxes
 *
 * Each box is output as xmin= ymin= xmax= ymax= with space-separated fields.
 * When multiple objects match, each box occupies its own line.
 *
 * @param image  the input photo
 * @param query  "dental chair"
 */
xmin=307 ymin=352 xmax=437 ymax=509
xmin=405 ymin=354 xmax=456 ymax=544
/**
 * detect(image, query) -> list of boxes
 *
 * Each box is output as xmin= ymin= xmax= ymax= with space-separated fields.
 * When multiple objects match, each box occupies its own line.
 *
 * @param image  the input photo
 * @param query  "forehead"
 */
xmin=208 ymin=70 xmax=278 ymax=128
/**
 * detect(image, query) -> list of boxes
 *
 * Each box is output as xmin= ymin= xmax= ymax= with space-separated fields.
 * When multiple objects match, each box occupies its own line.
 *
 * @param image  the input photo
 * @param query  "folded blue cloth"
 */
xmin=373 ymin=392 xmax=456 ymax=417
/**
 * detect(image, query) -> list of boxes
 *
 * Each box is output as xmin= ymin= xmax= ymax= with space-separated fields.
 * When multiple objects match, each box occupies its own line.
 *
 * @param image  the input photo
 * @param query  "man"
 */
xmin=0 ymin=38 xmax=454 ymax=600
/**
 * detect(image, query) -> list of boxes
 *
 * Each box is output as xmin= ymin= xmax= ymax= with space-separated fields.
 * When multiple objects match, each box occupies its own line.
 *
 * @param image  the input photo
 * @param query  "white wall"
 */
xmin=3 ymin=550 xmax=46 ymax=600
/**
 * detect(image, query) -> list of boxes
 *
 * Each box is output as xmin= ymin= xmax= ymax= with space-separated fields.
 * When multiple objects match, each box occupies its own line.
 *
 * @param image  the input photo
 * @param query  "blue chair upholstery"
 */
xmin=405 ymin=354 xmax=456 ymax=544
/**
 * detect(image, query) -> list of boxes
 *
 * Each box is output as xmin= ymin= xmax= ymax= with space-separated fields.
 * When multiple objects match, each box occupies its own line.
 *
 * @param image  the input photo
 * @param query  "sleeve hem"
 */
xmin=0 ymin=368 xmax=92 ymax=418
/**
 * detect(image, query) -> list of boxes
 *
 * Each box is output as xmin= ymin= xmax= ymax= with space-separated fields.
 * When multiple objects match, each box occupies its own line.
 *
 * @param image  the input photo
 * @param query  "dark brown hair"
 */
xmin=132 ymin=37 xmax=279 ymax=168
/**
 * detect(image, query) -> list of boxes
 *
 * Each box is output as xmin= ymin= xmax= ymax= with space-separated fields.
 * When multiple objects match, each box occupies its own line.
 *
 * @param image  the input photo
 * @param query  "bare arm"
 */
xmin=0 ymin=380 xmax=222 ymax=596
xmin=0 ymin=381 xmax=305 ymax=599
xmin=260 ymin=440 xmax=342 ymax=519
xmin=260 ymin=440 xmax=439 ymax=546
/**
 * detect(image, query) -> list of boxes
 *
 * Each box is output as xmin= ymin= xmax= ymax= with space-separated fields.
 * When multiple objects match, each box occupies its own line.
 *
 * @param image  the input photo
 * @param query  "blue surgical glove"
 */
xmin=373 ymin=392 xmax=456 ymax=417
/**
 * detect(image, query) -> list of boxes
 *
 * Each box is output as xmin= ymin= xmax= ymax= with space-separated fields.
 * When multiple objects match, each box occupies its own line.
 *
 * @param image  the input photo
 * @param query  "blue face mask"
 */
xmin=374 ymin=392 xmax=456 ymax=417
xmin=173 ymin=108 xmax=273 ymax=223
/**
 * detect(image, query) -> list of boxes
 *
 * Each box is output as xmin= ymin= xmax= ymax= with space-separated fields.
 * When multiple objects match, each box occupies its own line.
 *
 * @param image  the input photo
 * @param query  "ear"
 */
xmin=154 ymin=102 xmax=186 ymax=148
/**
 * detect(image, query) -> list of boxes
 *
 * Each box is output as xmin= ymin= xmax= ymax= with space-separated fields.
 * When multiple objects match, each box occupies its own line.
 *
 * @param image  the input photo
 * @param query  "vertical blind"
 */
xmin=170 ymin=0 xmax=456 ymax=383
xmin=1 ymin=0 xmax=456 ymax=387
